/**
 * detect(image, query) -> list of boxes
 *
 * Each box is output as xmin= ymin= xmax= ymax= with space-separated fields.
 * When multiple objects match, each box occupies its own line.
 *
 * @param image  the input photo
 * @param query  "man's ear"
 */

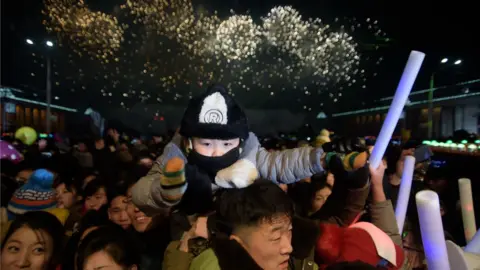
xmin=229 ymin=234 xmax=244 ymax=246
xmin=230 ymin=227 xmax=250 ymax=249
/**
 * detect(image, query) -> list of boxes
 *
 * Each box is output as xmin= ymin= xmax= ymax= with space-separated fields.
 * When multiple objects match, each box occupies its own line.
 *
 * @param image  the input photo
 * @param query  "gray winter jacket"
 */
xmin=131 ymin=132 xmax=325 ymax=214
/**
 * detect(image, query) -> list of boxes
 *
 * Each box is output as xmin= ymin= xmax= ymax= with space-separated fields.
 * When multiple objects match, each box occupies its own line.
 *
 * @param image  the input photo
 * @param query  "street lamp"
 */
xmin=427 ymin=57 xmax=462 ymax=138
xmin=25 ymin=38 xmax=54 ymax=133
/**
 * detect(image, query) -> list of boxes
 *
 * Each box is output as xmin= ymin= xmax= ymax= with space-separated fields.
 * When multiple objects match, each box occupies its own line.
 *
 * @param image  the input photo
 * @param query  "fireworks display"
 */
xmin=43 ymin=0 xmax=125 ymax=61
xmin=38 ymin=0 xmax=388 ymax=111
xmin=216 ymin=15 xmax=261 ymax=60
xmin=262 ymin=6 xmax=308 ymax=53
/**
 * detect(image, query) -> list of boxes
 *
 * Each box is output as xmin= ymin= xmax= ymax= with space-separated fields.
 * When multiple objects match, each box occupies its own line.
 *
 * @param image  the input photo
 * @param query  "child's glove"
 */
xmin=160 ymin=157 xmax=187 ymax=203
xmin=323 ymin=137 xmax=370 ymax=171
xmin=215 ymin=159 xmax=259 ymax=189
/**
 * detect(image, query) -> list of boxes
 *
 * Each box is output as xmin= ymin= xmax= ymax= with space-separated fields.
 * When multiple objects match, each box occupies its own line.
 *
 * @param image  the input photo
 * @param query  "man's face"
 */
xmin=192 ymin=138 xmax=240 ymax=157
xmin=108 ymin=195 xmax=131 ymax=229
xmin=235 ymin=215 xmax=293 ymax=270
xmin=126 ymin=187 xmax=152 ymax=233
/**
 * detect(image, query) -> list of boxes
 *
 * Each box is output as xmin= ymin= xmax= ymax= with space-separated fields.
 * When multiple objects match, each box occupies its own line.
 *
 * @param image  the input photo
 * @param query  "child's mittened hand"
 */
xmin=215 ymin=159 xmax=259 ymax=188
xmin=160 ymin=157 xmax=186 ymax=202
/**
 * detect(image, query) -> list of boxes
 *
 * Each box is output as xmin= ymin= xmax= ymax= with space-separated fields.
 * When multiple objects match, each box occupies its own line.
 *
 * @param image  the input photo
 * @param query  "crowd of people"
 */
xmin=0 ymin=85 xmax=476 ymax=270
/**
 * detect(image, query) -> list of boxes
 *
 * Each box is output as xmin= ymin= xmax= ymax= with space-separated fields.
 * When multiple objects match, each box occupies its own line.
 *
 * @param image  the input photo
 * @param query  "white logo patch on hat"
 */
xmin=199 ymin=92 xmax=228 ymax=125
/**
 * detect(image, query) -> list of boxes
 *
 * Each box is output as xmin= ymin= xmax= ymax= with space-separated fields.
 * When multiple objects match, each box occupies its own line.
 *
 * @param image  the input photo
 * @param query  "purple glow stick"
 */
xmin=395 ymin=155 xmax=416 ymax=233
xmin=369 ymin=51 xmax=425 ymax=169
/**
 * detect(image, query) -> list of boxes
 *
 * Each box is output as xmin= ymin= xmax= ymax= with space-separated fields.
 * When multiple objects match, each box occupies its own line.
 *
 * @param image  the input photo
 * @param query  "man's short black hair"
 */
xmin=107 ymin=181 xmax=130 ymax=207
xmin=217 ymin=180 xmax=294 ymax=229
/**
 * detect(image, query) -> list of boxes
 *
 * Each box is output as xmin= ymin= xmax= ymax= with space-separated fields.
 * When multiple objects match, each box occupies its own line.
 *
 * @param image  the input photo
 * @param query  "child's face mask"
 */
xmin=188 ymin=138 xmax=241 ymax=176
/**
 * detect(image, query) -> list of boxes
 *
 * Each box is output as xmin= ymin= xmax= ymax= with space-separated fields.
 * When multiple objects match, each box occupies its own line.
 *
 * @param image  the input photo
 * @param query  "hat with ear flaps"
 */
xmin=180 ymin=84 xmax=249 ymax=140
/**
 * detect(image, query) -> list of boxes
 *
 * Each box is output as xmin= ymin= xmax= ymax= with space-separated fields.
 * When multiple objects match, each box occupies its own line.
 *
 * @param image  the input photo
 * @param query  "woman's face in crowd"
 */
xmin=1 ymin=226 xmax=54 ymax=270
xmin=311 ymin=173 xmax=334 ymax=213
xmin=192 ymin=138 xmax=240 ymax=157
xmin=126 ymin=187 xmax=152 ymax=233
xmin=85 ymin=187 xmax=107 ymax=211
xmin=311 ymin=187 xmax=332 ymax=213
xmin=108 ymin=195 xmax=131 ymax=229
xmin=55 ymin=183 xmax=77 ymax=209
xmin=83 ymin=250 xmax=137 ymax=270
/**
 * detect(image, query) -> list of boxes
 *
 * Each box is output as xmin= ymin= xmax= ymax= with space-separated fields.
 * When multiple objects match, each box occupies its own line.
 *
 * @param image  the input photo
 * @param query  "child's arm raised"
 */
xmin=131 ymin=141 xmax=187 ymax=214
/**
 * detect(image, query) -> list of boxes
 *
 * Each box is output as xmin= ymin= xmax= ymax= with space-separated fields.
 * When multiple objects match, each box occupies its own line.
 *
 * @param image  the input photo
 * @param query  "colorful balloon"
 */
xmin=15 ymin=126 xmax=37 ymax=145
xmin=0 ymin=140 xmax=22 ymax=162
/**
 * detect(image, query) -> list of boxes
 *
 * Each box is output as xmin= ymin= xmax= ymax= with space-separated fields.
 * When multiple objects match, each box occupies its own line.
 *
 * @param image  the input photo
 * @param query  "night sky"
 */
xmin=1 ymin=0 xmax=478 ymax=116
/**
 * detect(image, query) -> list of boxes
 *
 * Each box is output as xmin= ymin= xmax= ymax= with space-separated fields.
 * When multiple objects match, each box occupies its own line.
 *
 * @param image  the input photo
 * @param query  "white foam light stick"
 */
xmin=465 ymin=229 xmax=480 ymax=254
xmin=369 ymin=51 xmax=425 ymax=169
xmin=416 ymin=190 xmax=451 ymax=270
xmin=459 ymin=178 xmax=477 ymax=243
xmin=395 ymin=156 xmax=416 ymax=233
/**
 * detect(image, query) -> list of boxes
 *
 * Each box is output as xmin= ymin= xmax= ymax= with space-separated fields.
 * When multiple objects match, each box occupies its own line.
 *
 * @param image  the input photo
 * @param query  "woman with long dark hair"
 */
xmin=1 ymin=211 xmax=65 ymax=270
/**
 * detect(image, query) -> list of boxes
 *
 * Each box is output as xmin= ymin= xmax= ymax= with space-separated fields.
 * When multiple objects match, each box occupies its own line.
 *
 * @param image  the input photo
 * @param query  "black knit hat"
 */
xmin=180 ymin=84 xmax=249 ymax=140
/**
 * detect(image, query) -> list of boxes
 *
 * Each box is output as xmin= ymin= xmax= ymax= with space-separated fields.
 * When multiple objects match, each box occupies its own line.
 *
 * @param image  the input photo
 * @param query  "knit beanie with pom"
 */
xmin=7 ymin=169 xmax=57 ymax=215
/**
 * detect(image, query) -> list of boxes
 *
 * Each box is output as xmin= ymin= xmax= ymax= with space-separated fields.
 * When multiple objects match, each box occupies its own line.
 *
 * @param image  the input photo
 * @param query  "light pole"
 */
xmin=427 ymin=57 xmax=462 ymax=139
xmin=26 ymin=38 xmax=54 ymax=133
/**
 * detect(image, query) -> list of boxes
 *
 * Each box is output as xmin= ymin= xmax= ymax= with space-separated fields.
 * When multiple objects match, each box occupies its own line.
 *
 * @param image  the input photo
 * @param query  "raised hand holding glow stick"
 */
xmin=458 ymin=178 xmax=477 ymax=243
xmin=395 ymin=156 xmax=415 ymax=233
xmin=369 ymin=51 xmax=425 ymax=169
xmin=416 ymin=190 xmax=451 ymax=270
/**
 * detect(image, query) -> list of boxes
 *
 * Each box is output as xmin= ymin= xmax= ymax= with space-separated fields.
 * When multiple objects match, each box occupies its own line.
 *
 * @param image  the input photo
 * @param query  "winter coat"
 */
xmin=132 ymin=132 xmax=325 ymax=214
